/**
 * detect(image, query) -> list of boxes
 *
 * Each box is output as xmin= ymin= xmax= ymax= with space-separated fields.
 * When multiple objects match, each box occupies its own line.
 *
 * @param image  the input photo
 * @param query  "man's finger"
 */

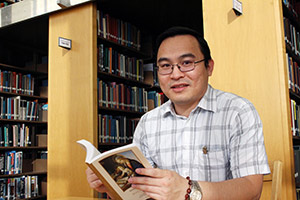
xmin=135 ymin=168 xmax=167 ymax=178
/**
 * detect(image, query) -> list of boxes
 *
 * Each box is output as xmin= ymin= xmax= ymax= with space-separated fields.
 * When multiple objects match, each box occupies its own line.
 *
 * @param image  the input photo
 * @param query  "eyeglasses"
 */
xmin=157 ymin=58 xmax=206 ymax=75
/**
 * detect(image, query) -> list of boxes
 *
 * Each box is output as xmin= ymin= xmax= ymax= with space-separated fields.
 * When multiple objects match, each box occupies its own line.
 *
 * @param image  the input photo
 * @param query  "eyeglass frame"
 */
xmin=156 ymin=58 xmax=206 ymax=75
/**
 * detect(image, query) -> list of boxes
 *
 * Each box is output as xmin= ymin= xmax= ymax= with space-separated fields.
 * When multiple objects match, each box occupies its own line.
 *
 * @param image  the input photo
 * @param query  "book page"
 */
xmin=92 ymin=146 xmax=152 ymax=200
xmin=77 ymin=139 xmax=101 ymax=163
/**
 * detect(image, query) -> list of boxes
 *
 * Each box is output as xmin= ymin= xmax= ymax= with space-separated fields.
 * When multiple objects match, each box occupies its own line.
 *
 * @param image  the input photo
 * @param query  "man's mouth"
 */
xmin=171 ymin=84 xmax=189 ymax=88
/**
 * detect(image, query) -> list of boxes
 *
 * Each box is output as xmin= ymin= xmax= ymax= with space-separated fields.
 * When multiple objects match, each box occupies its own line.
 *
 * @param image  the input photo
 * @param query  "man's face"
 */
xmin=157 ymin=35 xmax=214 ymax=111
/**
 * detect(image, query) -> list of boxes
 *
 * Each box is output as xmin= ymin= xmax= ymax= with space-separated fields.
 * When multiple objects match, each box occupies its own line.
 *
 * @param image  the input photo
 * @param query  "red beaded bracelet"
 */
xmin=185 ymin=176 xmax=192 ymax=200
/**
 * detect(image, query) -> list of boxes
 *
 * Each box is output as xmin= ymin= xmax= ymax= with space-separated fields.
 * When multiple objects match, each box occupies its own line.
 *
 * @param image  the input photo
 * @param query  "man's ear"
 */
xmin=207 ymin=59 xmax=214 ymax=76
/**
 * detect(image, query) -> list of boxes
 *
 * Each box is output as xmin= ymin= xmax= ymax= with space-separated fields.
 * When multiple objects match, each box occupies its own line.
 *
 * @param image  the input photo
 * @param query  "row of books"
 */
xmin=98 ymin=80 xmax=148 ymax=113
xmin=284 ymin=17 xmax=300 ymax=56
xmin=286 ymin=53 xmax=300 ymax=94
xmin=0 ymin=151 xmax=23 ymax=175
xmin=291 ymin=99 xmax=300 ymax=136
xmin=0 ymin=175 xmax=39 ymax=199
xmin=98 ymin=44 xmax=144 ymax=82
xmin=97 ymin=10 xmax=141 ymax=50
xmin=0 ymin=96 xmax=44 ymax=121
xmin=0 ymin=70 xmax=34 ymax=96
xmin=98 ymin=114 xmax=138 ymax=144
xmin=0 ymin=124 xmax=32 ymax=147
xmin=148 ymin=91 xmax=168 ymax=111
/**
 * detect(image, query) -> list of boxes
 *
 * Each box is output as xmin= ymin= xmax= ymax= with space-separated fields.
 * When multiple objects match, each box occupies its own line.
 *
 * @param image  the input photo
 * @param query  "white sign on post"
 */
xmin=58 ymin=37 xmax=72 ymax=50
xmin=233 ymin=0 xmax=243 ymax=16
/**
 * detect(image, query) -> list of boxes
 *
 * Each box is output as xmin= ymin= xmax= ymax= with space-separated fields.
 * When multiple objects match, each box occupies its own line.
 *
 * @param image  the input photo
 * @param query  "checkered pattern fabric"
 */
xmin=133 ymin=85 xmax=270 ymax=181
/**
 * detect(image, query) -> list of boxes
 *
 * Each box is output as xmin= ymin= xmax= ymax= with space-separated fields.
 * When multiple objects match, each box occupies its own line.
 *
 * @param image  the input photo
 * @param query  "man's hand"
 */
xmin=128 ymin=168 xmax=188 ymax=200
xmin=85 ymin=167 xmax=109 ymax=193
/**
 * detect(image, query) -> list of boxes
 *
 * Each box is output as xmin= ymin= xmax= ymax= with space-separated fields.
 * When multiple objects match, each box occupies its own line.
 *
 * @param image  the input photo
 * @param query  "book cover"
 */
xmin=77 ymin=139 xmax=152 ymax=200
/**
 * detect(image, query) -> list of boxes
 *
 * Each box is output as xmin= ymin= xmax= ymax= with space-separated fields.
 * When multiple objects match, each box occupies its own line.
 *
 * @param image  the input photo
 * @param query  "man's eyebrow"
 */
xmin=178 ymin=53 xmax=196 ymax=59
xmin=157 ymin=53 xmax=196 ymax=63
xmin=157 ymin=57 xmax=170 ymax=63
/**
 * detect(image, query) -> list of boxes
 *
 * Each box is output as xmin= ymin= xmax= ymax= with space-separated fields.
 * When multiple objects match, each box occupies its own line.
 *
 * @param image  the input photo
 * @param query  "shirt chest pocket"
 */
xmin=206 ymin=147 xmax=228 ymax=168
xmin=194 ymin=146 xmax=228 ymax=169
xmin=196 ymin=147 xmax=229 ymax=181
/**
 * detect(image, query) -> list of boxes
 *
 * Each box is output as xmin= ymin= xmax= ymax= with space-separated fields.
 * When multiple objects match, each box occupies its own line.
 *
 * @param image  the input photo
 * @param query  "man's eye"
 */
xmin=181 ymin=60 xmax=193 ymax=66
xmin=161 ymin=64 xmax=171 ymax=68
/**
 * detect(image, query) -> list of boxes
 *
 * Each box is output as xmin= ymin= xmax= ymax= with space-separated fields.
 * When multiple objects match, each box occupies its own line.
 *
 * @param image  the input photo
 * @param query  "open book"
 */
xmin=77 ymin=139 xmax=153 ymax=200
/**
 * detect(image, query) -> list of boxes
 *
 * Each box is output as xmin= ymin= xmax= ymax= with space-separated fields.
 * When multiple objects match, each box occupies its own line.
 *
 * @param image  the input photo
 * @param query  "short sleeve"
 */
xmin=229 ymin=102 xmax=270 ymax=178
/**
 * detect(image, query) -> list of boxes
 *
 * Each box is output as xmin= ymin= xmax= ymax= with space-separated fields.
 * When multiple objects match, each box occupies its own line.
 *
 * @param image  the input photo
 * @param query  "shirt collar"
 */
xmin=161 ymin=84 xmax=217 ymax=117
xmin=197 ymin=84 xmax=217 ymax=113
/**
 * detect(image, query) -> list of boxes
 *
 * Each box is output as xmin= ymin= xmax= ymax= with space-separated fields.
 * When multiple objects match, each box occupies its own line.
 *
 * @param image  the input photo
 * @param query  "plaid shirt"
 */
xmin=133 ymin=85 xmax=270 ymax=181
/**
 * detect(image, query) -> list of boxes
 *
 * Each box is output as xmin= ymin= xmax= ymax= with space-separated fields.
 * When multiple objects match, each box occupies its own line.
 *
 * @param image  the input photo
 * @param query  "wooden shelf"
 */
xmin=0 ymin=171 xmax=46 ymax=178
xmin=0 ymin=6 xmax=48 ymax=199
xmin=99 ymin=105 xmax=145 ymax=117
xmin=0 ymin=119 xmax=47 ymax=124
xmin=0 ymin=63 xmax=47 ymax=77
xmin=98 ymin=36 xmax=150 ymax=59
xmin=21 ymin=195 xmax=47 ymax=200
xmin=98 ymin=71 xmax=152 ymax=88
xmin=0 ymin=91 xmax=47 ymax=101
xmin=0 ymin=146 xmax=47 ymax=151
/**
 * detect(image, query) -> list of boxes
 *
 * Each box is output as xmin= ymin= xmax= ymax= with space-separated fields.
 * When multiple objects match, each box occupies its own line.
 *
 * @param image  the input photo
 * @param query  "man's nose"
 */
xmin=170 ymin=64 xmax=185 ymax=78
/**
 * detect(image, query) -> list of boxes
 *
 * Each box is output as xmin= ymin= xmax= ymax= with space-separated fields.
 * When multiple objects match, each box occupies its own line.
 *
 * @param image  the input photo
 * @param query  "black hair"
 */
xmin=155 ymin=26 xmax=212 ymax=67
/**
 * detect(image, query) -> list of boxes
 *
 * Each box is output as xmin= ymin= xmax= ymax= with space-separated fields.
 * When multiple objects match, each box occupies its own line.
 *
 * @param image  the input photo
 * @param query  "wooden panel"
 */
xmin=55 ymin=198 xmax=104 ymax=200
xmin=48 ymin=2 xmax=97 ymax=199
xmin=203 ymin=0 xmax=295 ymax=199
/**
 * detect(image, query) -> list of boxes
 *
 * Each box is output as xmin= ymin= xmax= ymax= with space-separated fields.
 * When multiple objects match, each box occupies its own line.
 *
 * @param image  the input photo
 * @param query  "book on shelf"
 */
xmin=0 ymin=151 xmax=23 ymax=175
xmin=0 ymin=175 xmax=39 ymax=199
xmin=77 ymin=139 xmax=152 ymax=200
xmin=98 ymin=80 xmax=148 ymax=112
xmin=98 ymin=114 xmax=139 ymax=144
xmin=0 ymin=124 xmax=33 ymax=147
xmin=0 ymin=97 xmax=45 ymax=122
xmin=97 ymin=10 xmax=141 ymax=50
xmin=147 ymin=91 xmax=168 ymax=111
xmin=98 ymin=45 xmax=144 ymax=81
xmin=0 ymin=70 xmax=34 ymax=95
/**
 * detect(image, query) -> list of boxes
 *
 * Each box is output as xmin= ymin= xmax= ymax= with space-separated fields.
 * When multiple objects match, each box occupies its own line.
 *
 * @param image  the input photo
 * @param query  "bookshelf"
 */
xmin=47 ymin=0 xmax=300 ymax=199
xmin=96 ymin=13 xmax=151 ymax=149
xmin=48 ymin=0 xmax=202 ymax=199
xmin=0 ymin=16 xmax=48 ymax=199
xmin=282 ymin=0 xmax=300 ymax=198
xmin=203 ymin=0 xmax=300 ymax=199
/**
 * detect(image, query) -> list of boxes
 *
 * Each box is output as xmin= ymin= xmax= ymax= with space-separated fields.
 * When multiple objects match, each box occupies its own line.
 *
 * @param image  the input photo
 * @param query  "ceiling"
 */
xmin=0 ymin=15 xmax=49 ymax=53
xmin=96 ymin=0 xmax=203 ymax=36
xmin=0 ymin=0 xmax=203 ymax=59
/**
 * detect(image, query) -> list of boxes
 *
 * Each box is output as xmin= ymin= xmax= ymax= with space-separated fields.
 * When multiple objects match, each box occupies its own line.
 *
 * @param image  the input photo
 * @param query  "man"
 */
xmin=86 ymin=26 xmax=270 ymax=200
